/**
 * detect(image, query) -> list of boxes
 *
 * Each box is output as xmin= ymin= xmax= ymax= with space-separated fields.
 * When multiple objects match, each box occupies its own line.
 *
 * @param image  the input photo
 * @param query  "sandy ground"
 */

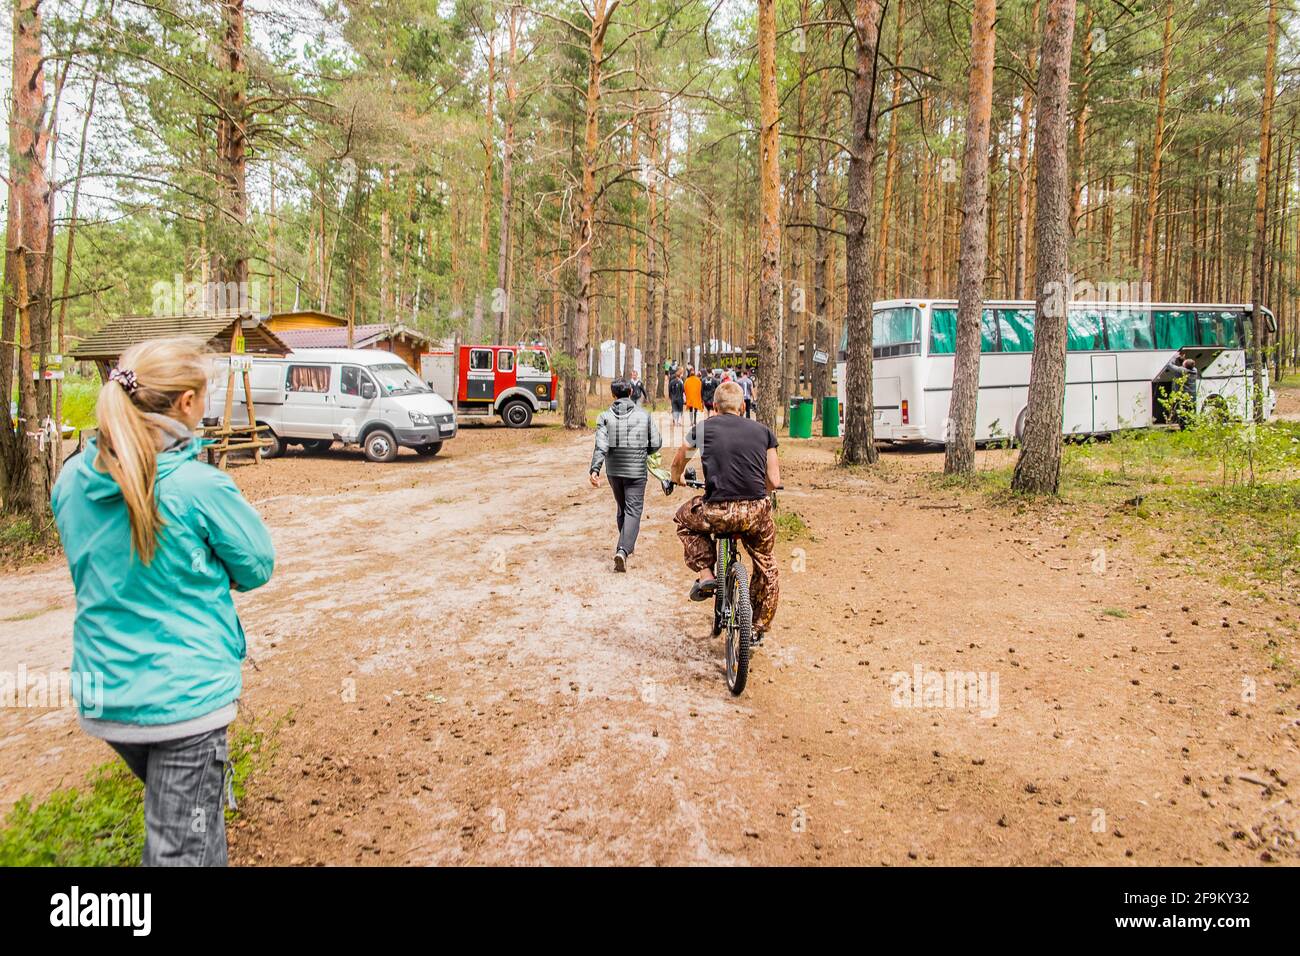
xmin=1 ymin=416 xmax=1296 ymax=865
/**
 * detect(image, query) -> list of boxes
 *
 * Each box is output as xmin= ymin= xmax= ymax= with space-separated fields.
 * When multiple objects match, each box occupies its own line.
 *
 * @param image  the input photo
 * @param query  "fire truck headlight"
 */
xmin=408 ymin=411 xmax=433 ymax=427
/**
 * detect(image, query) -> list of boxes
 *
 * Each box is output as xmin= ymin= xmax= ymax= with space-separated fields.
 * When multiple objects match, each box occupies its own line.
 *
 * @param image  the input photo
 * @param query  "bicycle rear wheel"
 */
xmin=724 ymin=560 xmax=752 ymax=695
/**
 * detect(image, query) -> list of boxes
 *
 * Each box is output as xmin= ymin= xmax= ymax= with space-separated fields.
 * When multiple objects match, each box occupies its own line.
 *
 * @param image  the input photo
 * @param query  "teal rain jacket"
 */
xmin=51 ymin=437 xmax=274 ymax=725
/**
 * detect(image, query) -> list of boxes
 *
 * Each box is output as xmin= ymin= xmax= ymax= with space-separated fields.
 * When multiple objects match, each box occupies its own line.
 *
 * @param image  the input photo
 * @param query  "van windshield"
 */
xmin=371 ymin=363 xmax=430 ymax=396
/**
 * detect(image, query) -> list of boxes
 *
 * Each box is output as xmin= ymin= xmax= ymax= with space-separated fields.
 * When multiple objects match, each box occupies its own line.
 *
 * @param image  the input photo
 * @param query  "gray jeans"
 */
xmin=110 ymin=726 xmax=231 ymax=866
xmin=607 ymin=475 xmax=646 ymax=555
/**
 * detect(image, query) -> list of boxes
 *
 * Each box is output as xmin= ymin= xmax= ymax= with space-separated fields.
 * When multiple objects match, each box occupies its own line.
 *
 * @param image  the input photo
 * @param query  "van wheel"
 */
xmin=260 ymin=427 xmax=284 ymax=459
xmin=416 ymin=442 xmax=442 ymax=456
xmin=363 ymin=429 xmax=399 ymax=463
xmin=501 ymin=401 xmax=533 ymax=428
xmin=1014 ymin=407 xmax=1028 ymax=443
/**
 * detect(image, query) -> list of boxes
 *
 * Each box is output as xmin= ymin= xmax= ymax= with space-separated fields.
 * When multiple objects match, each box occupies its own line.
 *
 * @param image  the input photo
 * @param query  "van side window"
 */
xmin=469 ymin=349 xmax=493 ymax=371
xmin=497 ymin=350 xmax=514 ymax=373
xmin=340 ymin=365 xmax=372 ymax=396
xmin=287 ymin=365 xmax=331 ymax=393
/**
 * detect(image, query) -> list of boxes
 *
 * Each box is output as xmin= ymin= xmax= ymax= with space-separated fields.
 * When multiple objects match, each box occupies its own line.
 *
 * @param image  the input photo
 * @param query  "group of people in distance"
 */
xmin=667 ymin=364 xmax=757 ymax=428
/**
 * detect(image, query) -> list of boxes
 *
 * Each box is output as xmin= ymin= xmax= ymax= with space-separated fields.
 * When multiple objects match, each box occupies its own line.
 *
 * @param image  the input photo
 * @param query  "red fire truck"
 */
xmin=420 ymin=343 xmax=558 ymax=428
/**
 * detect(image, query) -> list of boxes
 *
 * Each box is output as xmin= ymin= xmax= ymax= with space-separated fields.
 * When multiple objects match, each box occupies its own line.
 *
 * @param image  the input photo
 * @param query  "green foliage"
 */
xmin=61 ymin=376 xmax=101 ymax=430
xmin=0 ymin=763 xmax=144 ymax=867
xmin=0 ymin=721 xmax=272 ymax=867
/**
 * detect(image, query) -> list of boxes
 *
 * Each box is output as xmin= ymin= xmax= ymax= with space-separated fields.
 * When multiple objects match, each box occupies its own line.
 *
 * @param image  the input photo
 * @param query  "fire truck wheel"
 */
xmin=363 ymin=428 xmax=399 ymax=463
xmin=416 ymin=442 xmax=442 ymax=456
xmin=501 ymin=401 xmax=533 ymax=429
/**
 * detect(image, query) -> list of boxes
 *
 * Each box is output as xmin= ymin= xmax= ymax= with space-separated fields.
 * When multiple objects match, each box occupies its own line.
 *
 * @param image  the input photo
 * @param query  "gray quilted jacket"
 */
xmin=590 ymin=398 xmax=662 ymax=479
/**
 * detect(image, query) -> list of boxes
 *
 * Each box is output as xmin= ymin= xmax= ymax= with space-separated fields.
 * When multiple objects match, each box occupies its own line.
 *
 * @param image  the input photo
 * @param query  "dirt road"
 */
xmin=1 ymin=422 xmax=1295 ymax=864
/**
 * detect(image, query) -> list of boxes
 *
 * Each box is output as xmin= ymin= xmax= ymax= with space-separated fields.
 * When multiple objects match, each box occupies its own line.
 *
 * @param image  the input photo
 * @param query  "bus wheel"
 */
xmin=1014 ymin=407 xmax=1028 ymax=444
xmin=501 ymin=401 xmax=533 ymax=428
xmin=363 ymin=428 xmax=399 ymax=463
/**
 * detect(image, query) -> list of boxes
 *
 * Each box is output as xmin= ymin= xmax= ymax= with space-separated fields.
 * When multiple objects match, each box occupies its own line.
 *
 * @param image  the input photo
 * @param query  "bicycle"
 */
xmin=662 ymin=467 xmax=754 ymax=695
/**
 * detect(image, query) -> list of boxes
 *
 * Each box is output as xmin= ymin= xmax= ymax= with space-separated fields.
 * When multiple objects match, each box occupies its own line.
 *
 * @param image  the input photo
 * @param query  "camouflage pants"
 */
xmin=674 ymin=496 xmax=779 ymax=632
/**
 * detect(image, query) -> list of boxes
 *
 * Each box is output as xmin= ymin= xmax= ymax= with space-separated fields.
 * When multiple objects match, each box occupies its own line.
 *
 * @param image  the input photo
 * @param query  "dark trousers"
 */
xmin=109 ymin=725 xmax=231 ymax=866
xmin=744 ymin=399 xmax=754 ymax=418
xmin=607 ymin=475 xmax=646 ymax=555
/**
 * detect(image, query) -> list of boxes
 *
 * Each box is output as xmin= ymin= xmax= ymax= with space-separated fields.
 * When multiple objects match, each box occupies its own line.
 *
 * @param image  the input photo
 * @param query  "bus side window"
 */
xmin=1154 ymin=310 xmax=1196 ymax=350
xmin=498 ymin=350 xmax=514 ymax=373
xmin=469 ymin=348 xmax=493 ymax=371
xmin=1066 ymin=310 xmax=1103 ymax=351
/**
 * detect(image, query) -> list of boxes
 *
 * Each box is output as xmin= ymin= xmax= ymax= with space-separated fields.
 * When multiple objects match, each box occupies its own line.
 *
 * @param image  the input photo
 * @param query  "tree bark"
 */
xmin=1140 ymin=0 xmax=1174 ymax=298
xmin=1251 ymin=0 xmax=1278 ymax=422
xmin=944 ymin=0 xmax=997 ymax=477
xmin=4 ymin=0 xmax=53 ymax=516
xmin=841 ymin=0 xmax=883 ymax=466
xmin=1011 ymin=0 xmax=1077 ymax=495
xmin=564 ymin=0 xmax=618 ymax=428
xmin=495 ymin=4 xmax=519 ymax=344
xmin=755 ymin=0 xmax=782 ymax=428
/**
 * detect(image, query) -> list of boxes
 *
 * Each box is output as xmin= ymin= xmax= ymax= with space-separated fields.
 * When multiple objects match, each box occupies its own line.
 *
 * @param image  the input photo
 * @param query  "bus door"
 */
xmin=1091 ymin=354 xmax=1119 ymax=432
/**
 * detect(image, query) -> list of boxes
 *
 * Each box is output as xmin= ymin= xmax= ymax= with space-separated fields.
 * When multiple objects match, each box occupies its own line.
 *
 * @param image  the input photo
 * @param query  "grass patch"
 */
xmin=1102 ymin=608 xmax=1129 ymax=618
xmin=0 ymin=513 xmax=60 ymax=567
xmin=774 ymin=508 xmax=811 ymax=541
xmin=0 ymin=718 xmax=276 ymax=867
xmin=60 ymin=377 xmax=100 ymax=431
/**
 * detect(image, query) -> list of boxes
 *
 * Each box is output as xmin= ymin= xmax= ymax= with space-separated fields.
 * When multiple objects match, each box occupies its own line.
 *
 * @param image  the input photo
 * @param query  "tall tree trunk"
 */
xmin=1140 ymin=0 xmax=1174 ymax=298
xmin=212 ymin=0 xmax=248 ymax=294
xmin=495 ymin=4 xmax=519 ymax=344
xmin=1013 ymin=0 xmax=1041 ymax=299
xmin=874 ymin=0 xmax=905 ymax=293
xmin=1011 ymin=0 xmax=1077 ymax=495
xmin=944 ymin=0 xmax=998 ymax=477
xmin=1250 ymin=0 xmax=1278 ymax=422
xmin=756 ymin=0 xmax=782 ymax=428
xmin=4 ymin=0 xmax=53 ymax=516
xmin=564 ymin=0 xmax=617 ymax=428
xmin=475 ymin=28 xmax=496 ymax=338
xmin=842 ymin=0 xmax=883 ymax=465
xmin=1070 ymin=4 xmax=1094 ymax=236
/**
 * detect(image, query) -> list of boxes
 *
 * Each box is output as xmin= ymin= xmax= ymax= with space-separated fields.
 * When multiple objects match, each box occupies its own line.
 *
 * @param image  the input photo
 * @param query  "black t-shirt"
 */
xmin=702 ymin=378 xmax=718 ymax=402
xmin=686 ymin=414 xmax=777 ymax=502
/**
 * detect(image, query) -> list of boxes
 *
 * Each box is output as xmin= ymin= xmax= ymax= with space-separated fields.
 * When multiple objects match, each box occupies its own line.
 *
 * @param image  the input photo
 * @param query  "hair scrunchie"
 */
xmin=109 ymin=366 xmax=140 ymax=393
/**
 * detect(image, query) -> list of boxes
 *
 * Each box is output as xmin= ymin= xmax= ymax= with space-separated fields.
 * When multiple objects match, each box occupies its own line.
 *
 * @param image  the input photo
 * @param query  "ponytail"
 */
xmin=94 ymin=338 xmax=210 ymax=564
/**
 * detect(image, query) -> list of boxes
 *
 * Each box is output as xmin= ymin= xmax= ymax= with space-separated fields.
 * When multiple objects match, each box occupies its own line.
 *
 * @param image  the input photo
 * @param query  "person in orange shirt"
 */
xmin=683 ymin=368 xmax=704 ymax=426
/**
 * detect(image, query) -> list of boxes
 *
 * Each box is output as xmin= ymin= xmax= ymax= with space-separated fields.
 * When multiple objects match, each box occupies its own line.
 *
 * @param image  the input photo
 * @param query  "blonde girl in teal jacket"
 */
xmin=52 ymin=337 xmax=274 ymax=866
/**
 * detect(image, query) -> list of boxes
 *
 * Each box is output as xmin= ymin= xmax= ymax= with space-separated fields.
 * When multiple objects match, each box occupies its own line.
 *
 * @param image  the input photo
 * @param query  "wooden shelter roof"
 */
xmin=71 ymin=313 xmax=290 ymax=364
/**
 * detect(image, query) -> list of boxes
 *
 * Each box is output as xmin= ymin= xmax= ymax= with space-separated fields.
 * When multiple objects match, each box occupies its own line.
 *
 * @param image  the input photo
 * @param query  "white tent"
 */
xmin=589 ymin=340 xmax=642 ymax=377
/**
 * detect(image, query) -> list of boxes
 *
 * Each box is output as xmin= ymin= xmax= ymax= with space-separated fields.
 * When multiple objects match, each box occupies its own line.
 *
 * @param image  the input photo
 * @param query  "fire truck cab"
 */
xmin=420 ymin=343 xmax=558 ymax=428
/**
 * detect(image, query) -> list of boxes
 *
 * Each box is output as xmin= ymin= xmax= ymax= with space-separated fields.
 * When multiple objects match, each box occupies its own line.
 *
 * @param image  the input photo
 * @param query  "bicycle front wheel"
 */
xmin=724 ymin=560 xmax=753 ymax=695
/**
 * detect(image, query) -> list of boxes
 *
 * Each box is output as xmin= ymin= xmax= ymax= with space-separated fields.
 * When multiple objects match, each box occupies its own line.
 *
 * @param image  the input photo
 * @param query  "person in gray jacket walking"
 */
xmin=589 ymin=378 xmax=662 ymax=571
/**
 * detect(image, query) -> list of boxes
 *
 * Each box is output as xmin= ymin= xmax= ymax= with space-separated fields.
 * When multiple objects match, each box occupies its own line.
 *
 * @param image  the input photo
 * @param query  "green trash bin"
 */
xmin=822 ymin=396 xmax=840 ymax=437
xmin=788 ymin=397 xmax=814 ymax=438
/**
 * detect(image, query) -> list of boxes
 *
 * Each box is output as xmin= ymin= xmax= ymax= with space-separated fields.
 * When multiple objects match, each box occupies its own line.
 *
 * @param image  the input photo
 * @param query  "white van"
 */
xmin=207 ymin=348 xmax=458 ymax=462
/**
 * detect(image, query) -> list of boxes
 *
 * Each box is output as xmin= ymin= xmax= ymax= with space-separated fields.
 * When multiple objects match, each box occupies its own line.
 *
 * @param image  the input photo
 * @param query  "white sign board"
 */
xmin=812 ymin=349 xmax=829 ymax=366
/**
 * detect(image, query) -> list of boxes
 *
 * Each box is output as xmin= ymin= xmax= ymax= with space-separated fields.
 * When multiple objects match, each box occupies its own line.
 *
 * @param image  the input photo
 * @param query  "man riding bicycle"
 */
xmin=670 ymin=380 xmax=781 ymax=641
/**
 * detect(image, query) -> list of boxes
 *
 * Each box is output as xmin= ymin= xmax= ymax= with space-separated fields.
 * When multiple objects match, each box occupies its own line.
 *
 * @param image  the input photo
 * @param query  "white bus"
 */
xmin=835 ymin=299 xmax=1277 ymax=444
